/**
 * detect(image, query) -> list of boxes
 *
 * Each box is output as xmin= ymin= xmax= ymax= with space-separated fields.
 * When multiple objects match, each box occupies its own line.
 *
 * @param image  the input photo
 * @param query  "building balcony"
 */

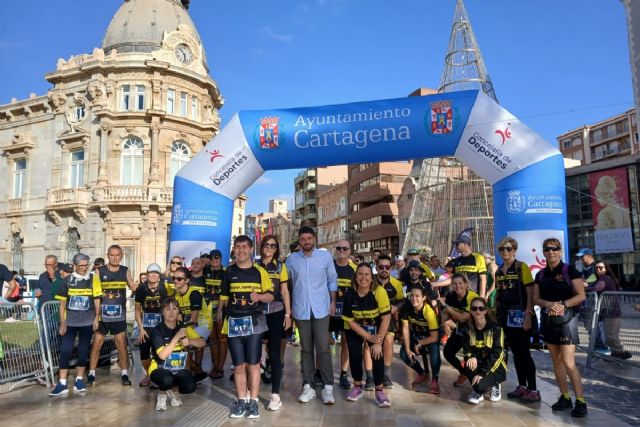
xmin=304 ymin=197 xmax=316 ymax=206
xmin=350 ymin=182 xmax=403 ymax=205
xmin=357 ymin=223 xmax=399 ymax=242
xmin=303 ymin=211 xmax=317 ymax=221
xmin=47 ymin=188 xmax=91 ymax=207
xmin=8 ymin=198 xmax=22 ymax=214
xmin=350 ymin=202 xmax=397 ymax=224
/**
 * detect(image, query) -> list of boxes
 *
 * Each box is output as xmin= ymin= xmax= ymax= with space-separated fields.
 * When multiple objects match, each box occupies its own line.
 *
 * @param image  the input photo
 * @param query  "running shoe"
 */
xmin=261 ymin=366 xmax=273 ymax=384
xmin=612 ymin=351 xmax=632 ymax=360
xmin=411 ymin=373 xmax=429 ymax=387
xmin=382 ymin=375 xmax=393 ymax=389
xmin=467 ymin=392 xmax=484 ymax=404
xmin=167 ymin=389 xmax=183 ymax=407
xmin=346 ymin=386 xmax=364 ymax=402
xmin=571 ymin=400 xmax=588 ymax=418
xmin=551 ymin=395 xmax=573 ymax=411
xmin=139 ymin=376 xmax=151 ymax=387
xmin=453 ymin=374 xmax=467 ymax=387
xmin=229 ymin=400 xmax=246 ymax=418
xmin=298 ymin=383 xmax=316 ymax=403
xmin=364 ymin=376 xmax=374 ymax=391
xmin=87 ymin=374 xmax=95 ymax=387
xmin=428 ymin=378 xmax=440 ymax=395
xmin=489 ymin=384 xmax=501 ymax=402
xmin=246 ymin=399 xmax=260 ymax=419
xmin=156 ymin=393 xmax=167 ymax=411
xmin=519 ymin=389 xmax=541 ymax=403
xmin=121 ymin=374 xmax=132 ymax=386
xmin=74 ymin=378 xmax=87 ymax=393
xmin=595 ymin=347 xmax=612 ymax=356
xmin=49 ymin=382 xmax=68 ymax=396
xmin=322 ymin=385 xmax=335 ymax=405
xmin=375 ymin=389 xmax=391 ymax=408
xmin=267 ymin=393 xmax=282 ymax=411
xmin=339 ymin=373 xmax=351 ymax=390
xmin=507 ymin=385 xmax=528 ymax=399
xmin=208 ymin=369 xmax=224 ymax=379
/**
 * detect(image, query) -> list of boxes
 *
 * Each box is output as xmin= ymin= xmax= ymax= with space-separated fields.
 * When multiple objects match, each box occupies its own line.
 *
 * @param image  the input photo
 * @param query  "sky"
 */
xmin=0 ymin=0 xmax=633 ymax=215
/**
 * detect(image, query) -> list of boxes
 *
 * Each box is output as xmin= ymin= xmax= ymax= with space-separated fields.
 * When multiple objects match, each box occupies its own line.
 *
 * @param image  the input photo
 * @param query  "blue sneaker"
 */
xmin=49 ymin=382 xmax=69 ymax=396
xmin=74 ymin=378 xmax=87 ymax=393
xmin=229 ymin=400 xmax=246 ymax=418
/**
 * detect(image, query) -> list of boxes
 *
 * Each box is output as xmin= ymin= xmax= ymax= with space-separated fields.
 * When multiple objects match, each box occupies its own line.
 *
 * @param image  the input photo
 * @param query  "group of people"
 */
xmin=14 ymin=227 xmax=634 ymax=420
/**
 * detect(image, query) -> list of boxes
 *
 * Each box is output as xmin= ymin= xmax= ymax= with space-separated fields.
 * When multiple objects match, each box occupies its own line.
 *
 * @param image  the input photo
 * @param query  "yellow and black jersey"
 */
xmin=134 ymin=282 xmax=170 ymax=314
xmin=174 ymin=286 xmax=203 ymax=324
xmin=189 ymin=275 xmax=206 ymax=294
xmin=97 ymin=265 xmax=129 ymax=322
xmin=335 ymin=261 xmax=357 ymax=304
xmin=221 ymin=263 xmax=273 ymax=318
xmin=204 ymin=267 xmax=225 ymax=314
xmin=495 ymin=260 xmax=534 ymax=315
xmin=377 ymin=276 xmax=405 ymax=303
xmin=149 ymin=321 xmax=202 ymax=375
xmin=451 ymin=253 xmax=487 ymax=293
xmin=445 ymin=289 xmax=479 ymax=314
xmin=400 ymin=261 xmax=436 ymax=282
xmin=463 ymin=322 xmax=507 ymax=376
xmin=402 ymin=303 xmax=439 ymax=338
xmin=258 ymin=260 xmax=289 ymax=303
xmin=56 ymin=273 xmax=102 ymax=327
xmin=342 ymin=286 xmax=390 ymax=331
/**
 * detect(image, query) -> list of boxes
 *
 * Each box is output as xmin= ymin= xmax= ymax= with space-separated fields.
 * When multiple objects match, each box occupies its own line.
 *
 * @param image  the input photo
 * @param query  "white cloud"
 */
xmin=260 ymin=26 xmax=294 ymax=43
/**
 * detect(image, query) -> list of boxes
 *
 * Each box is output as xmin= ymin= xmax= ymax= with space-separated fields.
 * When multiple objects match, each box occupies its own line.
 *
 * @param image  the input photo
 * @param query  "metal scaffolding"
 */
xmin=402 ymin=0 xmax=497 ymax=258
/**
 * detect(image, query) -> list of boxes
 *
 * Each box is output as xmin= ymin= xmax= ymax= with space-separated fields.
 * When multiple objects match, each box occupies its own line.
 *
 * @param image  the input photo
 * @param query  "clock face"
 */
xmin=175 ymin=44 xmax=194 ymax=64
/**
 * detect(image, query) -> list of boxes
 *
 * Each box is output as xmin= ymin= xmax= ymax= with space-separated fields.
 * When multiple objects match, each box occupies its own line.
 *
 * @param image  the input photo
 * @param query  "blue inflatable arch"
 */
xmin=169 ymin=90 xmax=567 ymax=267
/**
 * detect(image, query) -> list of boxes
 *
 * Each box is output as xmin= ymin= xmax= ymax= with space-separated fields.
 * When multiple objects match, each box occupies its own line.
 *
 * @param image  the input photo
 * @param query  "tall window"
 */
xmin=74 ymin=105 xmax=86 ymax=121
xmin=191 ymin=96 xmax=198 ymax=120
xmin=170 ymin=141 xmax=190 ymax=183
xmin=122 ymin=85 xmax=130 ymax=111
xmin=13 ymin=159 xmax=27 ymax=198
xmin=167 ymin=89 xmax=175 ymax=114
xmin=121 ymin=138 xmax=144 ymax=185
xmin=11 ymin=232 xmax=23 ymax=271
xmin=180 ymin=92 xmax=187 ymax=117
xmin=135 ymin=85 xmax=145 ymax=111
xmin=66 ymin=228 xmax=80 ymax=262
xmin=69 ymin=150 xmax=85 ymax=188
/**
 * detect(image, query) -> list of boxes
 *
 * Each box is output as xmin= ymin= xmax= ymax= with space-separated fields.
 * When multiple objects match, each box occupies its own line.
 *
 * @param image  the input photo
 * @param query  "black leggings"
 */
xmin=504 ymin=326 xmax=537 ymax=390
xmin=346 ymin=329 xmax=384 ymax=387
xmin=443 ymin=330 xmax=465 ymax=375
xmin=59 ymin=325 xmax=93 ymax=369
xmin=150 ymin=368 xmax=196 ymax=393
xmin=139 ymin=328 xmax=152 ymax=360
xmin=465 ymin=366 xmax=506 ymax=394
xmin=265 ymin=310 xmax=285 ymax=394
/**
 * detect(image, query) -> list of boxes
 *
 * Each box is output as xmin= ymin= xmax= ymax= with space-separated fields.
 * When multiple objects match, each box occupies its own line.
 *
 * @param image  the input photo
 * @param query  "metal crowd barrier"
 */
xmin=575 ymin=291 xmax=600 ymax=351
xmin=586 ymin=291 xmax=640 ymax=369
xmin=0 ymin=301 xmax=50 ymax=392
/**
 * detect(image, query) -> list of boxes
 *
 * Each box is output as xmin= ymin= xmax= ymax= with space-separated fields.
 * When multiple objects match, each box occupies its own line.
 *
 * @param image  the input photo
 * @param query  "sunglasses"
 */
xmin=174 ymin=277 xmax=187 ymax=282
xmin=335 ymin=246 xmax=350 ymax=251
xmin=543 ymin=246 xmax=561 ymax=252
xmin=377 ymin=265 xmax=391 ymax=270
xmin=596 ymin=266 xmax=606 ymax=270
xmin=470 ymin=306 xmax=487 ymax=312
xmin=263 ymin=243 xmax=278 ymax=249
xmin=498 ymin=246 xmax=514 ymax=252
xmin=170 ymin=261 xmax=182 ymax=265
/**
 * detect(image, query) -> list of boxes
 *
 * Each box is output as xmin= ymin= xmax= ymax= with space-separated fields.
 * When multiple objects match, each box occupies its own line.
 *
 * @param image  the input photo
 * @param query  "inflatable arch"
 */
xmin=169 ymin=90 xmax=567 ymax=268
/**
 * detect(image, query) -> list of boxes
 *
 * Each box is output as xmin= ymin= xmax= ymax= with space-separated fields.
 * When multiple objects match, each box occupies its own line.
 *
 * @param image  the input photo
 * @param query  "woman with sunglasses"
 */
xmin=533 ymin=238 xmax=587 ymax=418
xmin=494 ymin=237 xmax=540 ymax=403
xmin=342 ymin=263 xmax=392 ymax=407
xmin=463 ymin=297 xmax=507 ymax=404
xmin=257 ymin=235 xmax=292 ymax=411
xmin=164 ymin=256 xmax=183 ymax=293
xmin=592 ymin=261 xmax=631 ymax=360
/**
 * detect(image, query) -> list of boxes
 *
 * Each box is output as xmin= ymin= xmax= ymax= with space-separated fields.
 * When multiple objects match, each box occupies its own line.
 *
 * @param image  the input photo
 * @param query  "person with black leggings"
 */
xmin=342 ymin=263 xmax=392 ymax=408
xmin=49 ymin=253 xmax=101 ymax=396
xmin=149 ymin=297 xmax=205 ymax=411
xmin=494 ymin=236 xmax=540 ymax=403
xmin=258 ymin=235 xmax=292 ymax=411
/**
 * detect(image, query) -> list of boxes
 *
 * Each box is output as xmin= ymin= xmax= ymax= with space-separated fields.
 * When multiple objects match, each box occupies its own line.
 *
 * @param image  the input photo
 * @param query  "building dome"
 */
xmin=102 ymin=0 xmax=203 ymax=55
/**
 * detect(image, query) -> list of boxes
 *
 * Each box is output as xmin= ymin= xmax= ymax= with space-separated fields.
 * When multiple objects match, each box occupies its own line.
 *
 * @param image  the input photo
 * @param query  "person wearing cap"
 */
xmin=200 ymin=252 xmax=212 ymax=269
xmin=390 ymin=255 xmax=404 ymax=279
xmin=576 ymin=248 xmax=608 ymax=354
xmin=449 ymin=236 xmax=488 ymax=299
xmin=204 ymin=249 xmax=227 ymax=379
xmin=400 ymin=249 xmax=435 ymax=284
xmin=135 ymin=263 xmax=171 ymax=386
xmin=286 ymin=226 xmax=338 ymax=405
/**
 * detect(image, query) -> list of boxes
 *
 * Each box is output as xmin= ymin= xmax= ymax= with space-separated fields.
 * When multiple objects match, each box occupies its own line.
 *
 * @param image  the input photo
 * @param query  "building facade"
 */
xmin=0 ymin=0 xmax=230 ymax=275
xmin=294 ymin=166 xmax=348 ymax=228
xmin=558 ymin=109 xmax=638 ymax=164
xmin=317 ymin=181 xmax=348 ymax=253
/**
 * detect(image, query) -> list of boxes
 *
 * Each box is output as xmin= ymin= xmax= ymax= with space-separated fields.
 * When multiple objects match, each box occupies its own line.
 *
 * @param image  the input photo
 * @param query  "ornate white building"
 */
xmin=0 ymin=0 xmax=240 ymax=275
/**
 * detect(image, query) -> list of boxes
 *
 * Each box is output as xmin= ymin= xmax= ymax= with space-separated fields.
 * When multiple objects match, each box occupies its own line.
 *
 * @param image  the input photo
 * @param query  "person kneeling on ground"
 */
xmin=463 ymin=297 xmax=507 ymax=405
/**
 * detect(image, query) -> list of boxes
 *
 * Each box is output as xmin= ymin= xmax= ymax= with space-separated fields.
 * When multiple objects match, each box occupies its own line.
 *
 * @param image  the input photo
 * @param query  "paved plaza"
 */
xmin=2 ymin=343 xmax=638 ymax=427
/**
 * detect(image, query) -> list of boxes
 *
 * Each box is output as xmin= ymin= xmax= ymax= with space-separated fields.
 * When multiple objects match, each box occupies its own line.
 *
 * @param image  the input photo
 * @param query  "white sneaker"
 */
xmin=467 ymin=391 xmax=484 ymax=405
xmin=156 ymin=393 xmax=168 ymax=411
xmin=268 ymin=393 xmax=283 ymax=411
xmin=167 ymin=389 xmax=183 ymax=407
xmin=490 ymin=384 xmax=501 ymax=402
xmin=298 ymin=384 xmax=316 ymax=403
xmin=322 ymin=385 xmax=335 ymax=405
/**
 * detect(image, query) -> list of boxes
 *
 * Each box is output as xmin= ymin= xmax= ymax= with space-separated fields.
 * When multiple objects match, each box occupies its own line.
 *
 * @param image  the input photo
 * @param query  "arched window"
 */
xmin=121 ymin=137 xmax=144 ymax=185
xmin=170 ymin=141 xmax=191 ymax=184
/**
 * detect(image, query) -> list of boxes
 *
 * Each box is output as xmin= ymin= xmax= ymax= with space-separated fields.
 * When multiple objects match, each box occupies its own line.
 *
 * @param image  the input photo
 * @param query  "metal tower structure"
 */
xmin=402 ymin=0 xmax=496 ymax=259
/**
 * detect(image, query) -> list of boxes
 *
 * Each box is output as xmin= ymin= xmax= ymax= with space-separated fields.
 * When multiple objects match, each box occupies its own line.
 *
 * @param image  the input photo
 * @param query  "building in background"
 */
xmin=317 ymin=181 xmax=348 ymax=254
xmin=294 ymin=166 xmax=348 ymax=228
xmin=0 ymin=0 xmax=224 ymax=275
xmin=269 ymin=199 xmax=288 ymax=216
xmin=557 ymin=109 xmax=637 ymax=165
xmin=231 ymin=194 xmax=248 ymax=245
xmin=348 ymin=162 xmax=413 ymax=259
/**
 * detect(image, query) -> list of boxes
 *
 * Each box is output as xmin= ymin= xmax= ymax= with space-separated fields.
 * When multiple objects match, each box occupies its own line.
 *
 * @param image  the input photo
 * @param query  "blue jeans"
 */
xmin=399 ymin=338 xmax=441 ymax=379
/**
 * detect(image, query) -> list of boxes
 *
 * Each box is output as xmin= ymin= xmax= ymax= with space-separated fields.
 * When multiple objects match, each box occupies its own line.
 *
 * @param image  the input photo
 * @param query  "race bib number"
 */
xmin=362 ymin=324 xmax=377 ymax=335
xmin=335 ymin=301 xmax=344 ymax=317
xmin=228 ymin=316 xmax=253 ymax=338
xmin=68 ymin=296 xmax=90 ymax=311
xmin=163 ymin=352 xmax=187 ymax=370
xmin=507 ymin=309 xmax=525 ymax=328
xmin=143 ymin=313 xmax=161 ymax=328
xmin=102 ymin=304 xmax=122 ymax=320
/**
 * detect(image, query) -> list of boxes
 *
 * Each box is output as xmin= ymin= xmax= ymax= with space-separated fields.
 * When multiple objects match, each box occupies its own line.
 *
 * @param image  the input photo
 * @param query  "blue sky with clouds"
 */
xmin=0 ymin=0 xmax=633 ymax=214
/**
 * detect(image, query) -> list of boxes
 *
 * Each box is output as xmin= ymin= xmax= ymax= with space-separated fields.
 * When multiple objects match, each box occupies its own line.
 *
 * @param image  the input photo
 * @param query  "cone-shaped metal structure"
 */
xmin=402 ymin=0 xmax=496 ymax=259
